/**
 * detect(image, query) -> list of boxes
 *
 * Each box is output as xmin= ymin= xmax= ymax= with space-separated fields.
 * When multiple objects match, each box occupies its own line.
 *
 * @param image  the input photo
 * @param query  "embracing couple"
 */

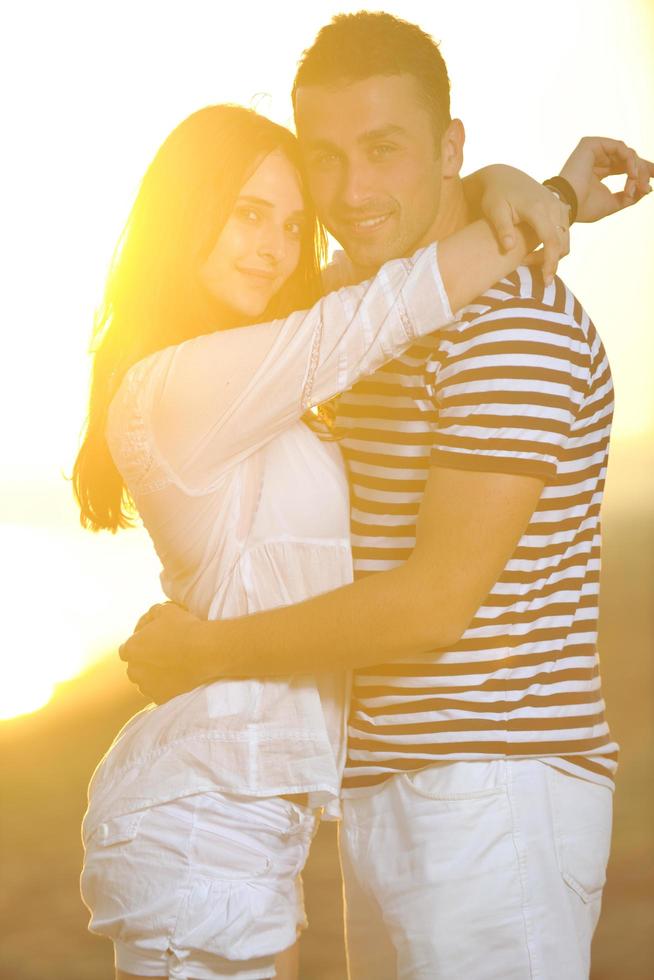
xmin=74 ymin=11 xmax=653 ymax=980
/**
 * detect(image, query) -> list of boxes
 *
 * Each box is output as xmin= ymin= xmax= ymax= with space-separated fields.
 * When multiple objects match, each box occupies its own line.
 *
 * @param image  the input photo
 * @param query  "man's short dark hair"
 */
xmin=292 ymin=11 xmax=452 ymax=140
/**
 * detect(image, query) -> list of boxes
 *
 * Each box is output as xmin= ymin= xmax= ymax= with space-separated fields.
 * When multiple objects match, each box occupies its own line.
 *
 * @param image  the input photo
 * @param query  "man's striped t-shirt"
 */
xmin=337 ymin=266 xmax=617 ymax=792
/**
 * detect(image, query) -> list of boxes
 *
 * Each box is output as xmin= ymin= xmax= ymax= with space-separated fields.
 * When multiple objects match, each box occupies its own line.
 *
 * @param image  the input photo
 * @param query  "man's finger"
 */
xmin=134 ymin=603 xmax=165 ymax=633
xmin=126 ymin=660 xmax=147 ymax=688
xmin=610 ymin=189 xmax=641 ymax=214
xmin=593 ymin=138 xmax=637 ymax=177
xmin=119 ymin=632 xmax=156 ymax=666
xmin=119 ymin=632 xmax=146 ymax=662
xmin=635 ymin=158 xmax=654 ymax=196
xmin=125 ymin=660 xmax=168 ymax=702
xmin=618 ymin=159 xmax=653 ymax=208
xmin=619 ymin=145 xmax=638 ymax=180
xmin=604 ymin=150 xmax=654 ymax=180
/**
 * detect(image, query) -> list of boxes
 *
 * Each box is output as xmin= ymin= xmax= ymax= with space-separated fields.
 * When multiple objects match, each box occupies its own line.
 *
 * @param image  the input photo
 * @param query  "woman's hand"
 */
xmin=471 ymin=164 xmax=572 ymax=283
xmin=469 ymin=140 xmax=653 ymax=283
xmin=119 ymin=602 xmax=213 ymax=704
xmin=559 ymin=136 xmax=653 ymax=222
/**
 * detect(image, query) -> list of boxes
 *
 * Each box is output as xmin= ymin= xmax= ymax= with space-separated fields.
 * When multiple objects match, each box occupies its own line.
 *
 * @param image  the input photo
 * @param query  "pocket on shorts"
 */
xmin=401 ymin=760 xmax=508 ymax=801
xmin=545 ymin=766 xmax=613 ymax=903
xmin=188 ymin=820 xmax=273 ymax=881
xmin=188 ymin=793 xmax=317 ymax=883
xmin=80 ymin=810 xmax=152 ymax=934
xmin=86 ymin=810 xmax=147 ymax=848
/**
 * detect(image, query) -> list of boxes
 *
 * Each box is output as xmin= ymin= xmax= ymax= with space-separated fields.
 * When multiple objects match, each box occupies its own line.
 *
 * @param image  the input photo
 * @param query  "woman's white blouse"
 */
xmin=84 ymin=244 xmax=452 ymax=833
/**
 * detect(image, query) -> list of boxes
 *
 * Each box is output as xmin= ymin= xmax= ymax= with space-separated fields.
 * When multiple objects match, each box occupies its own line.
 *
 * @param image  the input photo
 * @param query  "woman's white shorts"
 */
xmin=80 ymin=791 xmax=318 ymax=980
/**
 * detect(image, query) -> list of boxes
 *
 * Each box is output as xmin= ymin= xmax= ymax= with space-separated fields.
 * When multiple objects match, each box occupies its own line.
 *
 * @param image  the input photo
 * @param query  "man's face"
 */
xmin=295 ymin=74 xmax=444 ymax=274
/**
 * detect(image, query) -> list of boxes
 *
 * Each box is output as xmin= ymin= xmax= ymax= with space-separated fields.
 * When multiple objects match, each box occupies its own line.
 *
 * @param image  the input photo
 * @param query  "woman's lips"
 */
xmin=237 ymin=267 xmax=278 ymax=285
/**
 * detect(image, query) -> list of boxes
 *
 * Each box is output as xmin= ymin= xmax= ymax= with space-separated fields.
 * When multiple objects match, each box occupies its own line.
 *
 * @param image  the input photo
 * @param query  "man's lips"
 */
xmin=340 ymin=212 xmax=393 ymax=236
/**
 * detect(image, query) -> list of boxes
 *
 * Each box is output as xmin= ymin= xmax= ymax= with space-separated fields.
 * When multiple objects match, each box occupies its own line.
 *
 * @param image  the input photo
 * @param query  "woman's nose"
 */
xmin=257 ymin=223 xmax=285 ymax=263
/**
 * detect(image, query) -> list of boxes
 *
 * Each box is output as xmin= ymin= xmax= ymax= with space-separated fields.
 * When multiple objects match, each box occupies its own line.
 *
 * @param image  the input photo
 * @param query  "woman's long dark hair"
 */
xmin=73 ymin=105 xmax=326 ymax=532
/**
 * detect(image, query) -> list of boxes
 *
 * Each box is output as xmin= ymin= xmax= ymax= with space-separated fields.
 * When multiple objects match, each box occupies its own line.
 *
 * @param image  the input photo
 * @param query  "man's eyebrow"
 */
xmin=237 ymin=195 xmax=306 ymax=218
xmin=358 ymin=125 xmax=407 ymax=143
xmin=303 ymin=125 xmax=408 ymax=152
xmin=302 ymin=138 xmax=341 ymax=153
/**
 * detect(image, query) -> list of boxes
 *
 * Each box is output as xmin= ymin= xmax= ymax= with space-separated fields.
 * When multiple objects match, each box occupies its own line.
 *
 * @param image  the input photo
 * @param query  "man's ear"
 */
xmin=440 ymin=119 xmax=465 ymax=178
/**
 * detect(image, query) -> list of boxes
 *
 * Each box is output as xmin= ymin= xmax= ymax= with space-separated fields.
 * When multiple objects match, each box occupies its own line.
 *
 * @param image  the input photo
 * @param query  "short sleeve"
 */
xmin=429 ymin=294 xmax=592 ymax=480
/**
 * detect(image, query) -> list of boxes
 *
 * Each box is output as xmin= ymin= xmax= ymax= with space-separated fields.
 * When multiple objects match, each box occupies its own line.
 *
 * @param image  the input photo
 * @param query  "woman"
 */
xmin=73 ymin=103 xmax=569 ymax=980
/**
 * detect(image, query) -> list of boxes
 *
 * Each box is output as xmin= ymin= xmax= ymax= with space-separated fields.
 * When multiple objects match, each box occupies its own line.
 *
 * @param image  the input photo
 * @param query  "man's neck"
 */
xmin=425 ymin=177 xmax=470 ymax=244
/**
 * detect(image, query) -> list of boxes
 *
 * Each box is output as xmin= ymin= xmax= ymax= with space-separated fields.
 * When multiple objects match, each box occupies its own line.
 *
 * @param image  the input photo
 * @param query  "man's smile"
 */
xmin=349 ymin=213 xmax=392 ymax=233
xmin=337 ymin=210 xmax=396 ymax=238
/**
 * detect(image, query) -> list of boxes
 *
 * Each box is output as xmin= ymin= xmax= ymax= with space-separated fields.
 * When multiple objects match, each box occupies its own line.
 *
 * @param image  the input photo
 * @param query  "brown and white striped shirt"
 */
xmin=337 ymin=266 xmax=617 ymax=792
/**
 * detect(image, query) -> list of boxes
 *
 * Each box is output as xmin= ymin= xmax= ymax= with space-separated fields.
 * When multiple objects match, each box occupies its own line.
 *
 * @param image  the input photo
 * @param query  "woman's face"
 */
xmin=200 ymin=149 xmax=307 ymax=319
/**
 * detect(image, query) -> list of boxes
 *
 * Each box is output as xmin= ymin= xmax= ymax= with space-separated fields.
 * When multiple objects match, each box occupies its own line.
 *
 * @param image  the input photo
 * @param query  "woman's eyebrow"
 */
xmin=237 ymin=195 xmax=275 ymax=208
xmin=237 ymin=195 xmax=306 ymax=219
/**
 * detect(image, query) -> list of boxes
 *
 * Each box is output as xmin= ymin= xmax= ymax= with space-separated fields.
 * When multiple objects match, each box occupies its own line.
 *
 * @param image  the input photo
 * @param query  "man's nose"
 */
xmin=339 ymin=160 xmax=376 ymax=209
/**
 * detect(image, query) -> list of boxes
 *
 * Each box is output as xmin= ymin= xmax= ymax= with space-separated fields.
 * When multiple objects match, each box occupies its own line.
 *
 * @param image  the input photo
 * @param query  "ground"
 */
xmin=1 ymin=507 xmax=652 ymax=979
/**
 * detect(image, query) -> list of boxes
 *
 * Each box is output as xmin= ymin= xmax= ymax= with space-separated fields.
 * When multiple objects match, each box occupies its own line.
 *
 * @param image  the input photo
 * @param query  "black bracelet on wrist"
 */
xmin=543 ymin=176 xmax=578 ymax=225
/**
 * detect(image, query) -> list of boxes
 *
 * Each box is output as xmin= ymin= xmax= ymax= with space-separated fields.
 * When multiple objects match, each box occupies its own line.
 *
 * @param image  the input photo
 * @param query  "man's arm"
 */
xmin=212 ymin=465 xmax=545 ymax=669
xmin=463 ymin=137 xmax=653 ymax=277
xmin=122 ymin=466 xmax=544 ymax=700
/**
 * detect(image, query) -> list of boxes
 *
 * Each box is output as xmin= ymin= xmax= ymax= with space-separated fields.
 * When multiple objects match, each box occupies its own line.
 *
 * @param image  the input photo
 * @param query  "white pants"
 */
xmin=340 ymin=760 xmax=613 ymax=980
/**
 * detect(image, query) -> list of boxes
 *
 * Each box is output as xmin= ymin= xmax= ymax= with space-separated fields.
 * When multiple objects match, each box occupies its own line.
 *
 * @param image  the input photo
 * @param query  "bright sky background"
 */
xmin=1 ymin=0 xmax=653 ymax=718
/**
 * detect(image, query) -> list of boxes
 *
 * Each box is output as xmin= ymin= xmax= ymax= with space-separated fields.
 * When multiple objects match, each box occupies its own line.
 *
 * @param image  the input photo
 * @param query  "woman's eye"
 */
xmin=285 ymin=222 xmax=303 ymax=239
xmin=236 ymin=207 xmax=260 ymax=223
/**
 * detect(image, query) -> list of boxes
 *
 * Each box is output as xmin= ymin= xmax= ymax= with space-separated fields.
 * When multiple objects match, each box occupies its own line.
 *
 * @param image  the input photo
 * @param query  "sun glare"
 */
xmin=0 ymin=522 xmax=163 ymax=721
xmin=0 ymin=681 xmax=56 ymax=722
xmin=1 ymin=0 xmax=652 ymax=721
xmin=0 ymin=525 xmax=102 ymax=719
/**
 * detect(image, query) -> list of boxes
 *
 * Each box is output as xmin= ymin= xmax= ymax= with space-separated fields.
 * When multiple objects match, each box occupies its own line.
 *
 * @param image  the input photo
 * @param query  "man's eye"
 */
xmin=311 ymin=152 xmax=340 ymax=169
xmin=370 ymin=144 xmax=396 ymax=160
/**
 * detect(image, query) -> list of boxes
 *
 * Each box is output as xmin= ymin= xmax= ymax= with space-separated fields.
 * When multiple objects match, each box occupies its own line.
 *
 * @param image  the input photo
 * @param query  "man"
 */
xmin=122 ymin=12 xmax=653 ymax=978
